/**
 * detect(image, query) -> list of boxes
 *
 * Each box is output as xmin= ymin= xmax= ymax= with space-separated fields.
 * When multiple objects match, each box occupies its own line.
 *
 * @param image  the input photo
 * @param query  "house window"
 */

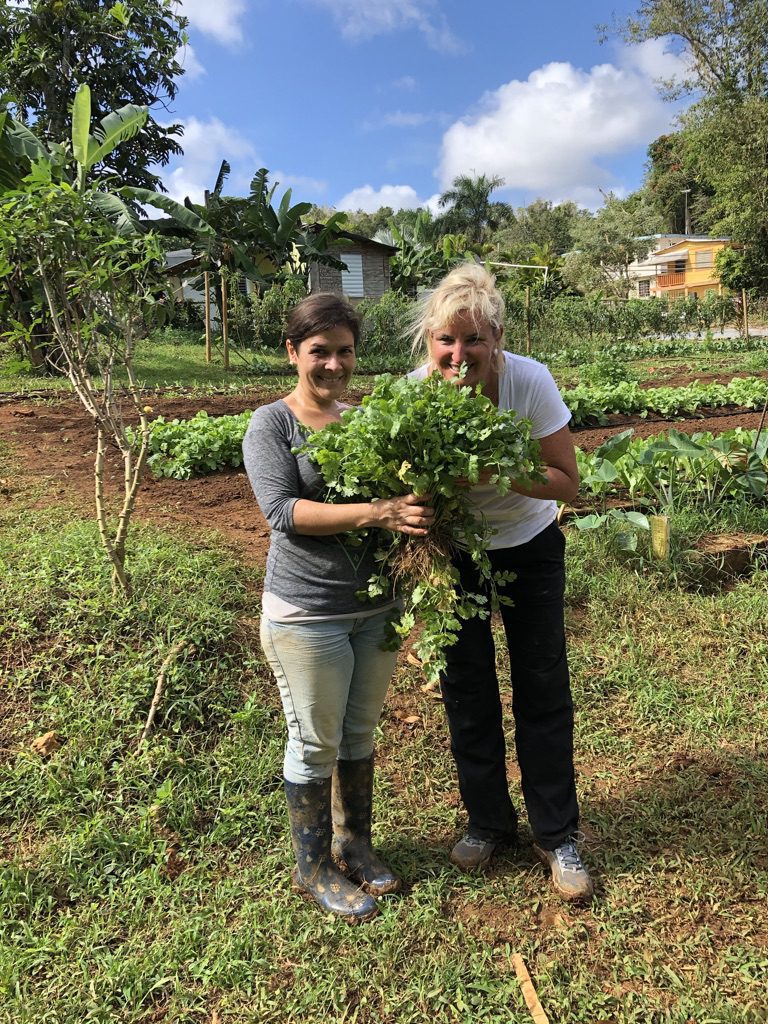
xmin=340 ymin=253 xmax=364 ymax=297
xmin=695 ymin=249 xmax=713 ymax=268
xmin=673 ymin=259 xmax=687 ymax=273
xmin=638 ymin=280 xmax=650 ymax=297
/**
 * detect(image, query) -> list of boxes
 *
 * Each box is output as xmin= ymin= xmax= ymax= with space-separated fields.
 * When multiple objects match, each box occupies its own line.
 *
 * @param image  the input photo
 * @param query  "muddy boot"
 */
xmin=331 ymin=755 xmax=401 ymax=896
xmin=284 ymin=778 xmax=378 ymax=923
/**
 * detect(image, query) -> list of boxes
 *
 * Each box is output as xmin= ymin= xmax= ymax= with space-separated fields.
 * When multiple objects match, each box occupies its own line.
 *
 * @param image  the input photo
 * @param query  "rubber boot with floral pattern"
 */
xmin=284 ymin=778 xmax=379 ymax=923
xmin=331 ymin=755 xmax=401 ymax=896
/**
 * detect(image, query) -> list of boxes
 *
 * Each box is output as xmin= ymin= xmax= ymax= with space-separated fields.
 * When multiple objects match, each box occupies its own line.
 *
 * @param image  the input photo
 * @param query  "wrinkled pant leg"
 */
xmin=339 ymin=609 xmax=399 ymax=761
xmin=440 ymin=553 xmax=517 ymax=840
xmin=260 ymin=616 xmax=355 ymax=783
xmin=494 ymin=523 xmax=579 ymax=849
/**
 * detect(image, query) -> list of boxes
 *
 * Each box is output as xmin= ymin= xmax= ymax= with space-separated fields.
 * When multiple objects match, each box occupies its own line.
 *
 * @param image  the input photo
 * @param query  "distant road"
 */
xmin=680 ymin=327 xmax=768 ymax=338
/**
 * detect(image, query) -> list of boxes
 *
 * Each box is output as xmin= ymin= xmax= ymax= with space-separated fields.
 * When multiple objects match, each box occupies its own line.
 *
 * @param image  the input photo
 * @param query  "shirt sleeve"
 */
xmin=526 ymin=363 xmax=572 ymax=440
xmin=242 ymin=406 xmax=301 ymax=533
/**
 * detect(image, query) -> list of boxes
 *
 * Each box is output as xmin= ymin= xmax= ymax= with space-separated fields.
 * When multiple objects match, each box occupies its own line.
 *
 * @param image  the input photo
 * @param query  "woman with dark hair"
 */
xmin=410 ymin=264 xmax=593 ymax=902
xmin=243 ymin=293 xmax=433 ymax=923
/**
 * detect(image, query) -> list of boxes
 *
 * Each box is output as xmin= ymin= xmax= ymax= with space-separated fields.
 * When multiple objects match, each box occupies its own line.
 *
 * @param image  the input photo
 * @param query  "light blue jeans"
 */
xmin=260 ymin=609 xmax=399 ymax=784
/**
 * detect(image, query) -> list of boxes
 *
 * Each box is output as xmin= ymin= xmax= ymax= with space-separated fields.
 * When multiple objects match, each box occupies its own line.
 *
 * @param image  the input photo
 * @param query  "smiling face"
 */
xmin=286 ymin=324 xmax=356 ymax=406
xmin=429 ymin=311 xmax=502 ymax=391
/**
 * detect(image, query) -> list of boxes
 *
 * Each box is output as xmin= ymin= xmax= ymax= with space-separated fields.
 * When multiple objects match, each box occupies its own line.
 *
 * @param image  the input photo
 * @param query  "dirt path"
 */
xmin=2 ymin=384 xmax=766 ymax=562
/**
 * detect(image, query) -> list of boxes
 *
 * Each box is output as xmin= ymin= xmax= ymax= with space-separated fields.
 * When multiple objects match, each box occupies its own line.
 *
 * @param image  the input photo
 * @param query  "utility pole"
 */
xmin=681 ymin=188 xmax=691 ymax=236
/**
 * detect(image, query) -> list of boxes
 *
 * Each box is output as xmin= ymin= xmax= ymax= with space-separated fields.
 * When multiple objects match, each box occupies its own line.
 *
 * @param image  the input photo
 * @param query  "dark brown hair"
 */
xmin=284 ymin=293 xmax=361 ymax=348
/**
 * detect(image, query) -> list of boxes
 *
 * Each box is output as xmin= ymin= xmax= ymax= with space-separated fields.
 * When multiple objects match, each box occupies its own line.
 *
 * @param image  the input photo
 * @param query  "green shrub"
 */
xmin=357 ymin=290 xmax=414 ymax=361
xmin=250 ymin=277 xmax=307 ymax=348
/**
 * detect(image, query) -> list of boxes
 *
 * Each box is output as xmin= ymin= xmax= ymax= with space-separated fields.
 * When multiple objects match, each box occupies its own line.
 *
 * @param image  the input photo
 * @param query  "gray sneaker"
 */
xmin=533 ymin=836 xmax=594 ymax=901
xmin=450 ymin=833 xmax=500 ymax=871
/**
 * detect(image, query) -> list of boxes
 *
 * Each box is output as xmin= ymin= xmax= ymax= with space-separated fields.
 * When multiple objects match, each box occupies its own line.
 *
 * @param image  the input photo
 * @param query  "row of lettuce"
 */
xmin=137 ymin=375 xmax=768 ymax=482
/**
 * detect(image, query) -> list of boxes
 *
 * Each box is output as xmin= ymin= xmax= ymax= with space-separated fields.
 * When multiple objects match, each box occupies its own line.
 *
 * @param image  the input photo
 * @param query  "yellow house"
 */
xmin=636 ymin=237 xmax=733 ymax=300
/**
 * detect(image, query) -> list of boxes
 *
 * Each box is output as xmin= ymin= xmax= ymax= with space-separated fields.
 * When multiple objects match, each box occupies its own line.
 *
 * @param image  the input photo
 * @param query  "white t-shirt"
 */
xmin=409 ymin=351 xmax=571 ymax=548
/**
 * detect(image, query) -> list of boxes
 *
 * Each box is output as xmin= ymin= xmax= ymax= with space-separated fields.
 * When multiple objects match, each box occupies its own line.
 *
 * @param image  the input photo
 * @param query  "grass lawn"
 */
xmin=2 ymin=413 xmax=768 ymax=1023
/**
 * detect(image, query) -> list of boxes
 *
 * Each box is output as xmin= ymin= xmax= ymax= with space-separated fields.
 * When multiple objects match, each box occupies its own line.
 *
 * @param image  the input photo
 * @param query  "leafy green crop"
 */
xmin=563 ymin=375 xmax=768 ymax=425
xmin=300 ymin=373 xmax=543 ymax=680
xmin=142 ymin=409 xmax=253 ymax=479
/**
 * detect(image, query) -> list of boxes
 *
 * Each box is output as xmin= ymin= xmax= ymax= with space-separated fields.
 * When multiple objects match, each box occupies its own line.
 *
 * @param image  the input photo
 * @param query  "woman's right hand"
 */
xmin=370 ymin=493 xmax=434 ymax=536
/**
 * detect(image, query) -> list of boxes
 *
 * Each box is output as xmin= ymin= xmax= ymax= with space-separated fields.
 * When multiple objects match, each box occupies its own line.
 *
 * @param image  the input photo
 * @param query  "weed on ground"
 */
xmin=1 ymin=490 xmax=767 ymax=1022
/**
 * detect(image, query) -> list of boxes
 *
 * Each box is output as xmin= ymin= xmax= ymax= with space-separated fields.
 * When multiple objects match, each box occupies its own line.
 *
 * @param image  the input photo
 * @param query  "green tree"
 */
xmin=618 ymin=2 xmax=768 ymax=290
xmin=562 ymin=192 xmax=662 ymax=297
xmin=613 ymin=0 xmax=768 ymax=97
xmin=495 ymin=199 xmax=585 ymax=256
xmin=436 ymin=173 xmax=512 ymax=244
xmin=0 ymin=0 xmax=188 ymax=191
xmin=342 ymin=206 xmax=395 ymax=238
xmin=644 ymin=132 xmax=715 ymax=234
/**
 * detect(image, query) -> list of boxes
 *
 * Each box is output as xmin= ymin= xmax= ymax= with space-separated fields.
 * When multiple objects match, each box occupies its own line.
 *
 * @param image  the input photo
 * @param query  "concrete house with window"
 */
xmin=307 ymin=230 xmax=396 ymax=303
xmin=631 ymin=236 xmax=733 ymax=300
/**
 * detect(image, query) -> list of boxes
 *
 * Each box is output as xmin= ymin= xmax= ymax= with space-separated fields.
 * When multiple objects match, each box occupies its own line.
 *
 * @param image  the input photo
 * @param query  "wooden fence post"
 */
xmin=741 ymin=288 xmax=749 ymax=337
xmin=204 ymin=271 xmax=212 ymax=364
xmin=221 ymin=275 xmax=230 ymax=372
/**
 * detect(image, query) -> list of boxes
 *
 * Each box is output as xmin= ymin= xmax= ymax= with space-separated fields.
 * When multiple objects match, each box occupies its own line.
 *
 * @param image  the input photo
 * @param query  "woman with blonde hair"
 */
xmin=409 ymin=263 xmax=593 ymax=901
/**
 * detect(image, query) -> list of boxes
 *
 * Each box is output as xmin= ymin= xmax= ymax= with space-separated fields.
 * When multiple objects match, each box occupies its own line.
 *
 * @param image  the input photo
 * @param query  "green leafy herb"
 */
xmin=300 ymin=372 xmax=544 ymax=681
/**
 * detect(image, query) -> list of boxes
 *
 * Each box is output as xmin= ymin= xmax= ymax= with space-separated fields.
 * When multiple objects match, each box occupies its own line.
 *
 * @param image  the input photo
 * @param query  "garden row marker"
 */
xmin=511 ymin=953 xmax=550 ymax=1024
xmin=650 ymin=515 xmax=671 ymax=560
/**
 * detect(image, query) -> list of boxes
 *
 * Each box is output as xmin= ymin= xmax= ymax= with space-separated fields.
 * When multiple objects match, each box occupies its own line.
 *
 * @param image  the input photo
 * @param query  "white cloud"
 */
xmin=273 ymin=171 xmax=328 ymax=196
xmin=302 ymin=0 xmax=461 ymax=53
xmin=437 ymin=40 xmax=686 ymax=204
xmin=622 ymin=36 xmax=692 ymax=84
xmin=177 ymin=43 xmax=205 ymax=80
xmin=336 ymin=183 xmax=436 ymax=213
xmin=392 ymin=75 xmax=418 ymax=91
xmin=163 ymin=116 xmax=259 ymax=204
xmin=178 ymin=0 xmax=247 ymax=46
xmin=362 ymin=110 xmax=448 ymax=131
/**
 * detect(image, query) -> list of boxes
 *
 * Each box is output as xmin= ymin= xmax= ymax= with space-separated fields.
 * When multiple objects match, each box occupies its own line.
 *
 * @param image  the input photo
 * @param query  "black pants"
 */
xmin=441 ymin=521 xmax=579 ymax=850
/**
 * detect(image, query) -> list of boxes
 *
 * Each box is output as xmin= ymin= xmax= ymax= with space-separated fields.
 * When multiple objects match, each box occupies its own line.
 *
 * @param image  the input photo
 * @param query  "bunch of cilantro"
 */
xmin=300 ymin=372 xmax=544 ymax=681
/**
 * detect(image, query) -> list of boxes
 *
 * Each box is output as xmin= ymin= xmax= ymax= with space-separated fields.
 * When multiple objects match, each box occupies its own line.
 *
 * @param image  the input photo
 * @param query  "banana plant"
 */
xmin=2 ymin=84 xmax=212 ymax=238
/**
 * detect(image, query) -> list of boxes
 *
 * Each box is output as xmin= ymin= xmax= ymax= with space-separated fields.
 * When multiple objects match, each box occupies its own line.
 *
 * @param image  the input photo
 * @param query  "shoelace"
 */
xmin=462 ymin=835 xmax=491 ymax=849
xmin=555 ymin=841 xmax=585 ymax=873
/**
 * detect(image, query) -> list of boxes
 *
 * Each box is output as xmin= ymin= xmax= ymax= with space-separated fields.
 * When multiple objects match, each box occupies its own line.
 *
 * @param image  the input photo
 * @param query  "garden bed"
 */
xmin=3 ymin=389 xmax=767 ymax=562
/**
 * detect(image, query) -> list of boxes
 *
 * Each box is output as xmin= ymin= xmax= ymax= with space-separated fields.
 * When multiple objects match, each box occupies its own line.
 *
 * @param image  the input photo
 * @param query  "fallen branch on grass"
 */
xmin=511 ymin=953 xmax=549 ymax=1024
xmin=139 ymin=639 xmax=190 ymax=746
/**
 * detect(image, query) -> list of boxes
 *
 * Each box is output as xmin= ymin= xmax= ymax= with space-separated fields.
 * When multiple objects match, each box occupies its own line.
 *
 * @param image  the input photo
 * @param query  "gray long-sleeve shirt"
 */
xmin=242 ymin=400 xmax=393 ymax=618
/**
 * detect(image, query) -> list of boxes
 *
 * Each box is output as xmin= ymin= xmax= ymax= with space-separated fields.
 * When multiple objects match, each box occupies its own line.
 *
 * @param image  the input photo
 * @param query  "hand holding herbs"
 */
xmin=300 ymin=373 xmax=544 ymax=681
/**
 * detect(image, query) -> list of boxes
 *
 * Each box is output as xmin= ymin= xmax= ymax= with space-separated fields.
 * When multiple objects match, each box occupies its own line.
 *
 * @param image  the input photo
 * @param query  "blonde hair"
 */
xmin=411 ymin=262 xmax=506 ymax=370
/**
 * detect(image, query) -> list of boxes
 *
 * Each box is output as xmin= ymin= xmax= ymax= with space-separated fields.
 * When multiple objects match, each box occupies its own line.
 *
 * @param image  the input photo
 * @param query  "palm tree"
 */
xmin=436 ymin=173 xmax=511 ymax=244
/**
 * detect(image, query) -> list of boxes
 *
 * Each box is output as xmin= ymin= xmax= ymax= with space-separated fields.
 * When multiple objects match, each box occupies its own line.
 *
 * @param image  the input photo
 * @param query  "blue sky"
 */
xmin=167 ymin=1 xmax=690 ymax=213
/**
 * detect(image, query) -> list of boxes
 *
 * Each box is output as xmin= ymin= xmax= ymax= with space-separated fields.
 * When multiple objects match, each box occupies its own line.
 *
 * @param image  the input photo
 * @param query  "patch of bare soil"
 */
xmin=638 ymin=368 xmax=768 ymax=390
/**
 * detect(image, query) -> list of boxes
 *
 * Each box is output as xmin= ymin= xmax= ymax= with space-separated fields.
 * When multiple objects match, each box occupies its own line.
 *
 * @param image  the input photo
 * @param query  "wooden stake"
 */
xmin=204 ymin=271 xmax=212 ymax=364
xmin=221 ymin=274 xmax=230 ymax=372
xmin=650 ymin=514 xmax=671 ymax=560
xmin=525 ymin=285 xmax=532 ymax=355
xmin=512 ymin=954 xmax=549 ymax=1024
xmin=741 ymin=287 xmax=749 ymax=337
